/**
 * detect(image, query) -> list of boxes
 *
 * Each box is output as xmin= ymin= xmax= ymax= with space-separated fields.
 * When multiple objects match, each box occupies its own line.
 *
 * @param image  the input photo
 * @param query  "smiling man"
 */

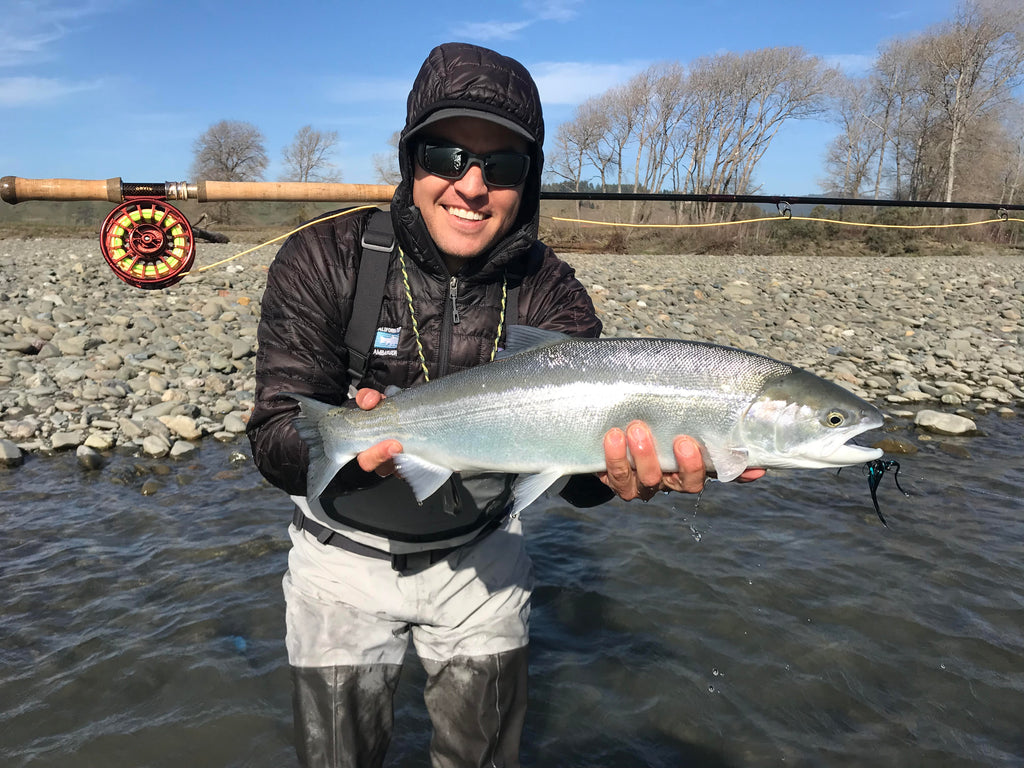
xmin=411 ymin=118 xmax=530 ymax=270
xmin=248 ymin=42 xmax=744 ymax=768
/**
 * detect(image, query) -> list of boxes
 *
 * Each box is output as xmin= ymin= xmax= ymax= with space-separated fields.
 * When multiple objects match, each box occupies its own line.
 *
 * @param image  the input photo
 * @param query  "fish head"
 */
xmin=741 ymin=368 xmax=884 ymax=469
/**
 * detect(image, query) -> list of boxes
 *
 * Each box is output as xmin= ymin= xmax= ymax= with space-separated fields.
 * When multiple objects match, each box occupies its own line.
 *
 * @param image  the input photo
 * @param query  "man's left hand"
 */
xmin=599 ymin=421 xmax=765 ymax=501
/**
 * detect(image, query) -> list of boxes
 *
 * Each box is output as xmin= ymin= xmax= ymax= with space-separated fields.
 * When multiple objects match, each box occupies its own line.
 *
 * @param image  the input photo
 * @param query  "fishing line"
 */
xmin=186 ymin=205 xmax=379 ymax=279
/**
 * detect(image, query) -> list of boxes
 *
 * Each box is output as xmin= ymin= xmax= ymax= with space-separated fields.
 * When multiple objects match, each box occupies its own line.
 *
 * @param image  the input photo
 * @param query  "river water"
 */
xmin=1 ymin=414 xmax=1022 ymax=767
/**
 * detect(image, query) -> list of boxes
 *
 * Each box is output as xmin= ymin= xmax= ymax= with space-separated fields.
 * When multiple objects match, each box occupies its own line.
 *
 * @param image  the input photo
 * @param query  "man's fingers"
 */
xmin=601 ymin=428 xmax=635 ymax=496
xmin=626 ymin=421 xmax=663 ymax=494
xmin=355 ymin=388 xmax=384 ymax=410
xmin=356 ymin=439 xmax=402 ymax=474
xmin=736 ymin=467 xmax=766 ymax=483
xmin=670 ymin=436 xmax=707 ymax=494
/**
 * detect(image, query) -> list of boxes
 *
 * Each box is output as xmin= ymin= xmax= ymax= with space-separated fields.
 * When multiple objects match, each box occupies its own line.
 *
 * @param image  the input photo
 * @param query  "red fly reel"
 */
xmin=99 ymin=198 xmax=195 ymax=289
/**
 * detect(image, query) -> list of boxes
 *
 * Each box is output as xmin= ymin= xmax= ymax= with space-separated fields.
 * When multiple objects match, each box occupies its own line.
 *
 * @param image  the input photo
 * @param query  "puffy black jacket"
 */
xmin=247 ymin=43 xmax=610 ymax=539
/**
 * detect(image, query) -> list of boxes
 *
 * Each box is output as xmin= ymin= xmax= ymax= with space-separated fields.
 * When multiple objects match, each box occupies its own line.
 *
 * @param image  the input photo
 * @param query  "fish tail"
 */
xmin=285 ymin=393 xmax=353 ymax=501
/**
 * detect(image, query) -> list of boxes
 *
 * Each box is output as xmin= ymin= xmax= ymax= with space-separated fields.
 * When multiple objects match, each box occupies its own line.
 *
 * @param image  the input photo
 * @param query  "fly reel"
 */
xmin=99 ymin=198 xmax=195 ymax=289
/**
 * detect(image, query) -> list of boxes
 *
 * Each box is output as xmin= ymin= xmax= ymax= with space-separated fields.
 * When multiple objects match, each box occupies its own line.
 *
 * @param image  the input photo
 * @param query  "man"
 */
xmin=248 ymin=42 xmax=760 ymax=768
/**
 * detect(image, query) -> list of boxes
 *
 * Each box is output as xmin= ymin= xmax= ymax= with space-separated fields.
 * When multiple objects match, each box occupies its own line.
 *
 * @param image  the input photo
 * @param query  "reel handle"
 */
xmin=196 ymin=180 xmax=396 ymax=202
xmin=2 ymin=176 xmax=397 ymax=204
xmin=2 ymin=176 xmax=123 ymax=204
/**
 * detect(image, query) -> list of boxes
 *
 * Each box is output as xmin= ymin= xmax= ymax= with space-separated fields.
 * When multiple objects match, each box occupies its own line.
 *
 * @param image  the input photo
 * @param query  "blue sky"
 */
xmin=2 ymin=0 xmax=956 ymax=197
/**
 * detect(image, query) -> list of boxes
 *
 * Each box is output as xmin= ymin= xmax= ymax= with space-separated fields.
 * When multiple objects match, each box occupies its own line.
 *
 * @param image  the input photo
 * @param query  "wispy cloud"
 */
xmin=531 ymin=60 xmax=650 ymax=104
xmin=824 ymin=53 xmax=877 ymax=76
xmin=0 ymin=76 xmax=103 ymax=106
xmin=523 ymin=0 xmax=583 ymax=22
xmin=452 ymin=0 xmax=583 ymax=42
xmin=451 ymin=20 xmax=534 ymax=42
xmin=0 ymin=0 xmax=118 ymax=67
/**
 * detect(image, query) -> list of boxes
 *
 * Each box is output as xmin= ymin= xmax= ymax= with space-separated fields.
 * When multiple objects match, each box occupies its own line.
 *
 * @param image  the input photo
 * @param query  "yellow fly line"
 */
xmin=550 ymin=214 xmax=1024 ymax=230
xmin=173 ymin=205 xmax=1024 ymax=282
xmin=187 ymin=205 xmax=379 ymax=276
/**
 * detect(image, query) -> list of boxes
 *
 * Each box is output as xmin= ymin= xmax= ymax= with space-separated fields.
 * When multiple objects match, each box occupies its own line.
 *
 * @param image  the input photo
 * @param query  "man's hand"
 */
xmin=353 ymin=388 xmax=402 ymax=476
xmin=599 ymin=421 xmax=765 ymax=501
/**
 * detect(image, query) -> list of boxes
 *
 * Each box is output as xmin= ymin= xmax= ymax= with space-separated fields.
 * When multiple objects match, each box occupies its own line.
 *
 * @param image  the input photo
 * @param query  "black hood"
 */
xmin=390 ymin=42 xmax=545 ymax=279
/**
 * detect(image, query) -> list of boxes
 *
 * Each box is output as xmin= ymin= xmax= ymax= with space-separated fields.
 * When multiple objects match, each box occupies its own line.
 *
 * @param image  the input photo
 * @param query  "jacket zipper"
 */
xmin=449 ymin=276 xmax=461 ymax=325
xmin=437 ymin=275 xmax=463 ymax=515
xmin=436 ymin=275 xmax=459 ymax=377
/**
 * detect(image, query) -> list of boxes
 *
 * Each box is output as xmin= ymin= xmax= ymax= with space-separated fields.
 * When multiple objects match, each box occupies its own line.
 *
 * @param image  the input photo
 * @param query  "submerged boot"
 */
xmin=291 ymin=663 xmax=402 ymax=768
xmin=422 ymin=646 xmax=529 ymax=768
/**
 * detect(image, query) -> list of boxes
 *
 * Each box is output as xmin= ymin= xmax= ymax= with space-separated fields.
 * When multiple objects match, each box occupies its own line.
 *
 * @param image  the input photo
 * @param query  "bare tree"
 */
xmin=685 ymin=47 xmax=836 ymax=218
xmin=190 ymin=120 xmax=268 ymax=181
xmin=821 ymin=75 xmax=882 ymax=196
xmin=547 ymin=96 xmax=615 ymax=225
xmin=372 ymin=131 xmax=401 ymax=185
xmin=869 ymin=38 xmax=919 ymax=198
xmin=919 ymin=0 xmax=1024 ymax=201
xmin=281 ymin=125 xmax=341 ymax=182
xmin=997 ymin=106 xmax=1024 ymax=203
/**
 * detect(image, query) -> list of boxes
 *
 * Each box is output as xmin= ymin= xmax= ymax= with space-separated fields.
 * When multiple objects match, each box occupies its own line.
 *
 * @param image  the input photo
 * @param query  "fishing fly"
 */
xmin=864 ymin=458 xmax=909 ymax=527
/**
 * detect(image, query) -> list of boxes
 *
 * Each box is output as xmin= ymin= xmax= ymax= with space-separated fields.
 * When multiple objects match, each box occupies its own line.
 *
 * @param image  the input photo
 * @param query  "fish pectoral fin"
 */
xmin=496 ymin=325 xmax=570 ymax=359
xmin=511 ymin=470 xmax=564 ymax=515
xmin=393 ymin=454 xmax=454 ymax=504
xmin=703 ymin=445 xmax=750 ymax=483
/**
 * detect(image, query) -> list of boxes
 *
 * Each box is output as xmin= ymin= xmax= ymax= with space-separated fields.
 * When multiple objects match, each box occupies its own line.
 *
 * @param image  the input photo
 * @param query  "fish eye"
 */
xmin=825 ymin=410 xmax=846 ymax=427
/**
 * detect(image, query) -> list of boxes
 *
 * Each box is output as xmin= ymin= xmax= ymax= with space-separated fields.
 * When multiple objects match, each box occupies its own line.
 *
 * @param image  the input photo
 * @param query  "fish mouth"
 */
xmin=779 ymin=440 xmax=883 ymax=470
xmin=820 ymin=442 xmax=884 ymax=465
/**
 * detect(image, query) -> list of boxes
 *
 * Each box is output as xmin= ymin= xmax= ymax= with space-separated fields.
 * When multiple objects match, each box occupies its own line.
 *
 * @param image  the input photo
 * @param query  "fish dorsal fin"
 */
xmin=703 ymin=445 xmax=750 ymax=483
xmin=497 ymin=325 xmax=570 ymax=360
xmin=393 ymin=453 xmax=454 ymax=503
xmin=511 ymin=470 xmax=564 ymax=515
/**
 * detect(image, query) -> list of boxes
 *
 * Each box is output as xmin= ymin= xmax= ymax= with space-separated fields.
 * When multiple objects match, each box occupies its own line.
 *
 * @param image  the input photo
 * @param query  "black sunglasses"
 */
xmin=416 ymin=142 xmax=531 ymax=188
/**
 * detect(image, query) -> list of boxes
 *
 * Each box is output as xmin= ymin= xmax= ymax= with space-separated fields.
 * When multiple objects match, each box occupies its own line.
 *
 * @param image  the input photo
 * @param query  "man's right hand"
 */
xmin=353 ymin=388 xmax=402 ymax=477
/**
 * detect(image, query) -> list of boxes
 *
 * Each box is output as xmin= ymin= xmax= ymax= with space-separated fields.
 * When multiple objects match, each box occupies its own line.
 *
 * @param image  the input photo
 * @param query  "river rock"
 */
xmin=222 ymin=412 xmax=248 ymax=434
xmin=169 ymin=440 xmax=198 ymax=459
xmin=84 ymin=432 xmax=114 ymax=451
xmin=142 ymin=434 xmax=171 ymax=457
xmin=871 ymin=437 xmax=919 ymax=455
xmin=76 ymin=445 xmax=104 ymax=470
xmin=51 ymin=431 xmax=85 ymax=450
xmin=159 ymin=415 xmax=203 ymax=440
xmin=0 ymin=439 xmax=23 ymax=466
xmin=914 ymin=410 xmax=978 ymax=435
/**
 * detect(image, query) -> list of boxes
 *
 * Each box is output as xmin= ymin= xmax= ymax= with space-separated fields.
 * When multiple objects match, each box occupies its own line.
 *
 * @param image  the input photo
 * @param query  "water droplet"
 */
xmin=712 ymin=668 xmax=720 ymax=677
xmin=708 ymin=685 xmax=714 ymax=693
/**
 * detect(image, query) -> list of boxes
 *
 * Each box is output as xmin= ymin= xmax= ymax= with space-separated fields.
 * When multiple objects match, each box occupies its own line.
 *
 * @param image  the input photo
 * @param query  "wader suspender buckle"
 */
xmin=345 ymin=209 xmax=395 ymax=388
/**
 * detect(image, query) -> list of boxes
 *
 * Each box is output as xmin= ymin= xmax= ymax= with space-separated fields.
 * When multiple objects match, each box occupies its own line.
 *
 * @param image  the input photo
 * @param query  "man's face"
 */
xmin=412 ymin=116 xmax=529 ymax=270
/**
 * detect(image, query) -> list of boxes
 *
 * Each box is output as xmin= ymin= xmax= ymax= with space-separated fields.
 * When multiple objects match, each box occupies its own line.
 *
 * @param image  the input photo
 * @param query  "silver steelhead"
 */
xmin=288 ymin=326 xmax=884 ymax=515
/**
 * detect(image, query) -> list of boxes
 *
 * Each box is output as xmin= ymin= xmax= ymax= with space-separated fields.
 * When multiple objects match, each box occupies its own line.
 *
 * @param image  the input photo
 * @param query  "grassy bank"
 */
xmin=3 ymin=198 xmax=1023 ymax=259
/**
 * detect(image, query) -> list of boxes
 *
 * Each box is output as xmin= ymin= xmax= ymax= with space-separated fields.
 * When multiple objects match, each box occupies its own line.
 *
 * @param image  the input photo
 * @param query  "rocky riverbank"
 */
xmin=1 ymin=236 xmax=1022 ymax=468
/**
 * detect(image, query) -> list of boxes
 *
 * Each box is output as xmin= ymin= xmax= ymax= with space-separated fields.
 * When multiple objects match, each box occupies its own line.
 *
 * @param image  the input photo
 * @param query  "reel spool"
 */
xmin=99 ymin=198 xmax=195 ymax=289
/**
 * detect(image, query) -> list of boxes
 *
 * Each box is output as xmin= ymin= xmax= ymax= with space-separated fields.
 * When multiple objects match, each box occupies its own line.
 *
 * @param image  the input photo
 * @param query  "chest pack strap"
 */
xmin=344 ymin=208 xmax=524 ymax=386
xmin=345 ymin=209 xmax=395 ymax=386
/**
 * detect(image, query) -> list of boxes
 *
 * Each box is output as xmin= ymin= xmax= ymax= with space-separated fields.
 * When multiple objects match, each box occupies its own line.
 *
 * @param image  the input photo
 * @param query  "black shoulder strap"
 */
xmin=506 ymin=283 xmax=519 ymax=329
xmin=344 ymin=209 xmax=395 ymax=386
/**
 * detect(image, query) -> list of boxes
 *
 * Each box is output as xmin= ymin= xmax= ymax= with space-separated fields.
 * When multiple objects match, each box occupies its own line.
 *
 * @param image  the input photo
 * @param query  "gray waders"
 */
xmin=292 ymin=647 xmax=528 ymax=768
